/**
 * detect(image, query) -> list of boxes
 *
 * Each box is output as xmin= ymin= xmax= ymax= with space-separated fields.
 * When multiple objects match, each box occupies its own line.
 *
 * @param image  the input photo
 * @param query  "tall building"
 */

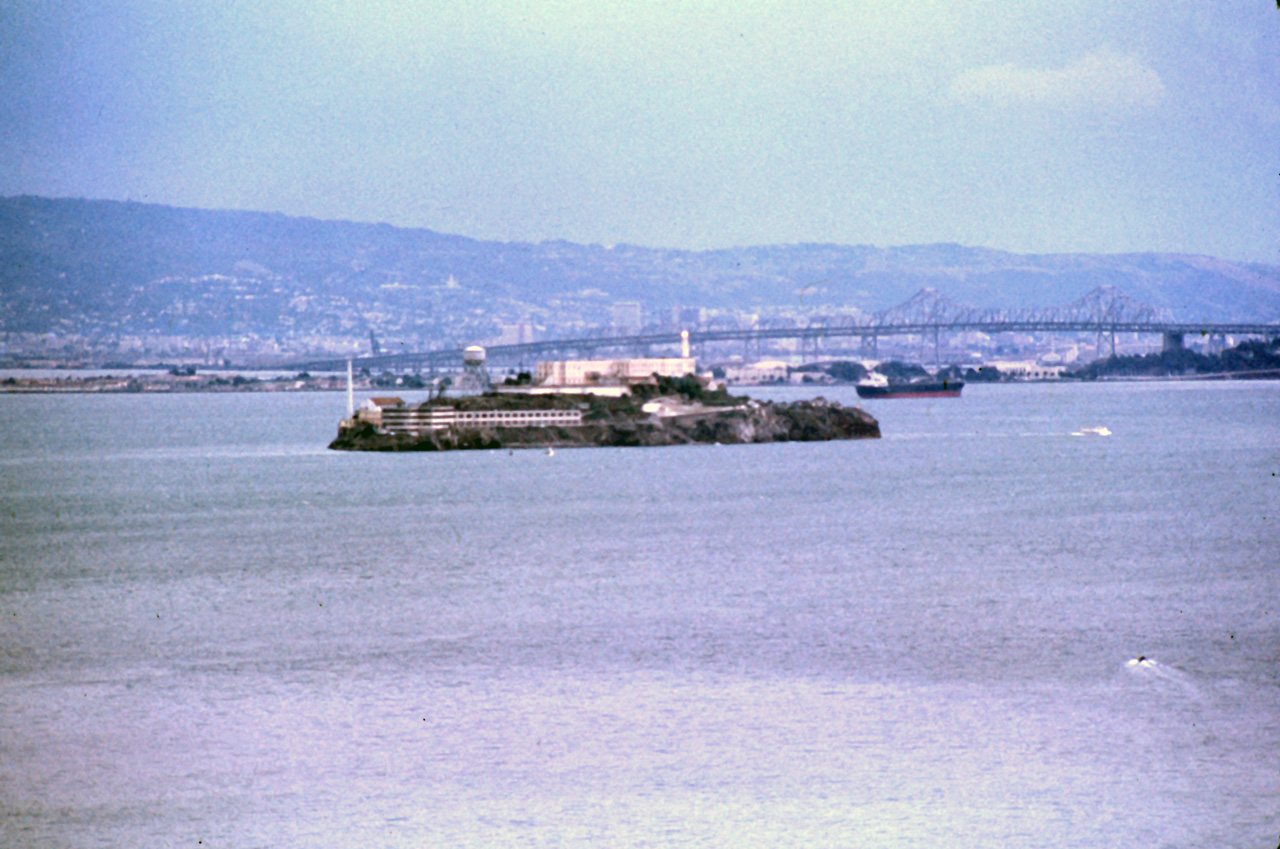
xmin=611 ymin=302 xmax=643 ymax=335
xmin=669 ymin=306 xmax=705 ymax=330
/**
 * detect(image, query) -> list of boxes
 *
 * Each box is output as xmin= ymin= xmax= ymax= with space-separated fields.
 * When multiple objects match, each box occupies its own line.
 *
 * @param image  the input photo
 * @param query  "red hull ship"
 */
xmin=855 ymin=375 xmax=964 ymax=399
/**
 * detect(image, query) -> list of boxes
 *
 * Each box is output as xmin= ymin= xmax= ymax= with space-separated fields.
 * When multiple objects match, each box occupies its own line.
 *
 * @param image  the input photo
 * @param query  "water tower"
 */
xmin=451 ymin=345 xmax=492 ymax=395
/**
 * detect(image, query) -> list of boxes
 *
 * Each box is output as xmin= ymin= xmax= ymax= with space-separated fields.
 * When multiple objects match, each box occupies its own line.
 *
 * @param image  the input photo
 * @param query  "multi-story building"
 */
xmin=534 ymin=357 xmax=696 ymax=387
xmin=355 ymin=400 xmax=583 ymax=435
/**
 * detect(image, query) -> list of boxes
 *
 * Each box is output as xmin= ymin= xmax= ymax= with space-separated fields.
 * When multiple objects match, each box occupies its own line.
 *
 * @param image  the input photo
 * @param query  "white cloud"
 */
xmin=949 ymin=52 xmax=1166 ymax=109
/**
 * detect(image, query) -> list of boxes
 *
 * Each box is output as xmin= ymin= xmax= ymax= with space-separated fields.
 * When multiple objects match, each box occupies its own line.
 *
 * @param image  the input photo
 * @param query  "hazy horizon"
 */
xmin=4 ymin=2 xmax=1278 ymax=263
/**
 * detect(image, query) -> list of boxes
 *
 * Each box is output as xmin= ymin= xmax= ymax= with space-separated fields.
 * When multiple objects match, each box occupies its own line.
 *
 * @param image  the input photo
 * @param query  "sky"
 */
xmin=3 ymin=0 xmax=1278 ymax=262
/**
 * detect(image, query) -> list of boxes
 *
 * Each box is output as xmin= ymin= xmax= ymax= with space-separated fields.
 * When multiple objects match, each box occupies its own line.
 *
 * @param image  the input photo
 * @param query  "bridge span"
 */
xmin=283 ymin=287 xmax=1280 ymax=372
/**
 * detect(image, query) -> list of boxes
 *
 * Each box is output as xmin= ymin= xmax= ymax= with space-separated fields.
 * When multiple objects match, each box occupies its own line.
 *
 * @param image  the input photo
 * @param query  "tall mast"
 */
xmin=346 ymin=359 xmax=354 ymax=417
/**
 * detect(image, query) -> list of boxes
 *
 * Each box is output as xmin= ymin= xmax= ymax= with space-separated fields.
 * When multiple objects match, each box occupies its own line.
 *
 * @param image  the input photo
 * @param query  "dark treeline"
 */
xmin=1070 ymin=337 xmax=1280 ymax=379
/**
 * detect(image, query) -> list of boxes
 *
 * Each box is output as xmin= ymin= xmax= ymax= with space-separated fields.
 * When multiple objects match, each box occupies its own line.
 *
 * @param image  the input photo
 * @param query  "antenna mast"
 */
xmin=346 ymin=359 xmax=354 ymax=417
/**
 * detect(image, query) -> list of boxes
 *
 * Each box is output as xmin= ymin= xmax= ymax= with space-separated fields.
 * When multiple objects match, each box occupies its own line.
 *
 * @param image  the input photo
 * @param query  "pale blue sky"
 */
xmin=3 ymin=1 xmax=1277 ymax=261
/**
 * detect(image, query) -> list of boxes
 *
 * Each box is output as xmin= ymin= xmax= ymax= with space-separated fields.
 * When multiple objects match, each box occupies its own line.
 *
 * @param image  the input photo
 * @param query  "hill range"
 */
xmin=2 ymin=196 xmax=1278 ymax=361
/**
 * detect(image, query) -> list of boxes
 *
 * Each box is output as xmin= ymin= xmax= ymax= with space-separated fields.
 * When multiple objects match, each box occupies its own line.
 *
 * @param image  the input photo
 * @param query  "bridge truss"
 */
xmin=285 ymin=286 xmax=1280 ymax=372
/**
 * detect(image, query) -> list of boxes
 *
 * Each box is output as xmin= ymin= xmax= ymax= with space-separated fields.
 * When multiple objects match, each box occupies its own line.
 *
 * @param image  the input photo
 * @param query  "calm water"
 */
xmin=1 ymin=382 xmax=1277 ymax=848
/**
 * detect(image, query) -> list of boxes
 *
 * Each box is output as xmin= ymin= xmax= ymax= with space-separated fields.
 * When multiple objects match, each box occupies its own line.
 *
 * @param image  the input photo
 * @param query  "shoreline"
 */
xmin=4 ymin=371 xmax=1279 ymax=395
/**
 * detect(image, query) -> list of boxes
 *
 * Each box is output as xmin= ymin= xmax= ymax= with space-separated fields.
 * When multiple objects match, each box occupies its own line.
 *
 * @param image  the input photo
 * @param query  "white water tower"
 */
xmin=452 ymin=345 xmax=492 ymax=394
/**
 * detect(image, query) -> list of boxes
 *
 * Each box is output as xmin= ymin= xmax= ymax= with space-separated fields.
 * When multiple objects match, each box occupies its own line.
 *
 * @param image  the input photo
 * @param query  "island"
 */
xmin=329 ymin=375 xmax=880 ymax=452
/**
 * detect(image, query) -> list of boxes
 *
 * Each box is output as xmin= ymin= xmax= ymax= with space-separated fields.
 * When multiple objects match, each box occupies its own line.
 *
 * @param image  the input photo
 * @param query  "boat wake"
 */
xmin=1124 ymin=656 xmax=1202 ymax=697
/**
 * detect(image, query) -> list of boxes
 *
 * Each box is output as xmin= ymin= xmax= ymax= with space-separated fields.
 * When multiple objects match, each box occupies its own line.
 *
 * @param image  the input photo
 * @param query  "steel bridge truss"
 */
xmin=288 ymin=286 xmax=1279 ymax=372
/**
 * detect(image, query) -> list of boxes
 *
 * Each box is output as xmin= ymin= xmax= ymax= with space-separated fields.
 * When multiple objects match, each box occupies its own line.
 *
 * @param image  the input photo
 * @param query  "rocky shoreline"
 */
xmin=329 ymin=397 xmax=880 ymax=451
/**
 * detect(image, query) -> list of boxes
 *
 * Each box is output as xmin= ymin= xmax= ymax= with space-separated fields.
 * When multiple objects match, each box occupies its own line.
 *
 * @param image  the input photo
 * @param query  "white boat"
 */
xmin=1072 ymin=426 xmax=1112 ymax=437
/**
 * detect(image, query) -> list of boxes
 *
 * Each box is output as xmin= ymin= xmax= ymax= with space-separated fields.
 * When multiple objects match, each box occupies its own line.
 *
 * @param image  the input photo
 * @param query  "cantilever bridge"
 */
xmin=285 ymin=286 xmax=1280 ymax=372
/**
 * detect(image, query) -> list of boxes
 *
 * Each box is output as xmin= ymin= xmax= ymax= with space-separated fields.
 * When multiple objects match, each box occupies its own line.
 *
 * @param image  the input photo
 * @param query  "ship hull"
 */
xmin=856 ymin=381 xmax=963 ymax=399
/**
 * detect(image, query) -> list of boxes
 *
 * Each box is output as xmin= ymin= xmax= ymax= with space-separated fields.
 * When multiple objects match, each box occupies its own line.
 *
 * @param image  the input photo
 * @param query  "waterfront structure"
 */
xmin=987 ymin=361 xmax=1067 ymax=380
xmin=721 ymin=360 xmax=790 ymax=385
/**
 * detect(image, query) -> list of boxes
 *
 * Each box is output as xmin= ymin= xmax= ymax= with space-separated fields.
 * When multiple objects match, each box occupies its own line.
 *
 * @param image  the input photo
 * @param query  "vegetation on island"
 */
xmin=1068 ymin=337 xmax=1280 ymax=380
xmin=789 ymin=360 xmax=869 ymax=383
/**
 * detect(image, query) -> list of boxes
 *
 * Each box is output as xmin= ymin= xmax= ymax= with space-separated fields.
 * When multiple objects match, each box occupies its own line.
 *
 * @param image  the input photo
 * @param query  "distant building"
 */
xmin=493 ymin=321 xmax=535 ymax=346
xmin=722 ymin=360 xmax=790 ymax=385
xmin=987 ymin=360 xmax=1067 ymax=380
xmin=535 ymin=357 xmax=697 ymax=387
xmin=611 ymin=302 xmax=643 ymax=335
xmin=669 ymin=306 xmax=705 ymax=329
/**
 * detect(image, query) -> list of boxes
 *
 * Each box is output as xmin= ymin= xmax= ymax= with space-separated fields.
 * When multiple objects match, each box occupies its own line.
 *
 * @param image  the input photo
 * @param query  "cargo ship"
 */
xmin=855 ymin=372 xmax=964 ymax=399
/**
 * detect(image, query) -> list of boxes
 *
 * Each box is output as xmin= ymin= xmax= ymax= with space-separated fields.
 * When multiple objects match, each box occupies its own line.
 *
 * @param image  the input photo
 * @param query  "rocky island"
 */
xmin=329 ymin=375 xmax=880 ymax=452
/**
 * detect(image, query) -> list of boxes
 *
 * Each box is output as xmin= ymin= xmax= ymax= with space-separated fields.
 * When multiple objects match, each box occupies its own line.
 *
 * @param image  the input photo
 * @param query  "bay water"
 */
xmin=1 ymin=382 xmax=1277 ymax=847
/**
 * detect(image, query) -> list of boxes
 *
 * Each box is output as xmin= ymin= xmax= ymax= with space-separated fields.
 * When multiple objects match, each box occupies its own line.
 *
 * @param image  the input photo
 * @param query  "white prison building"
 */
xmin=535 ymin=357 xmax=696 ymax=387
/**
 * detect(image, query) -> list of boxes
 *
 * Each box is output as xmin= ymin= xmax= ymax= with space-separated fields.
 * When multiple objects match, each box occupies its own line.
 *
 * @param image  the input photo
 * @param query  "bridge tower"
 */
xmin=800 ymin=333 xmax=815 ymax=363
xmin=860 ymin=334 xmax=878 ymax=359
xmin=1096 ymin=328 xmax=1117 ymax=359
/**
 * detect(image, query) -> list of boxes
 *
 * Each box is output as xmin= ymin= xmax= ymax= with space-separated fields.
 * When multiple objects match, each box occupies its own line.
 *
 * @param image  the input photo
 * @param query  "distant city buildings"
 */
xmin=0 ymin=301 xmax=1240 ymax=373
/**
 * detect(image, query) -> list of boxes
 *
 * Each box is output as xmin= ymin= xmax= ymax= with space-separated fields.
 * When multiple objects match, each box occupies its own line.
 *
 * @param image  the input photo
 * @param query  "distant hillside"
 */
xmin=2 ymin=196 xmax=1278 ymax=348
